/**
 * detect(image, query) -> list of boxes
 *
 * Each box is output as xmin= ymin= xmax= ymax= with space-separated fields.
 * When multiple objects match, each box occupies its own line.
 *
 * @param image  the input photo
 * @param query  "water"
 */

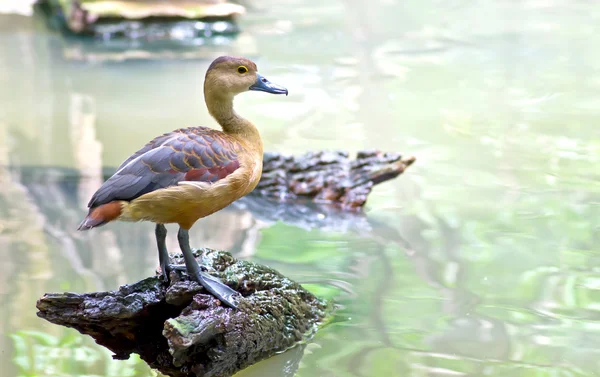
xmin=1 ymin=0 xmax=600 ymax=376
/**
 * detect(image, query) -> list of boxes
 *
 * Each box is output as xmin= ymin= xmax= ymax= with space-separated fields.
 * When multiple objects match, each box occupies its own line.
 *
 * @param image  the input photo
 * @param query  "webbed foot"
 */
xmin=177 ymin=228 xmax=240 ymax=309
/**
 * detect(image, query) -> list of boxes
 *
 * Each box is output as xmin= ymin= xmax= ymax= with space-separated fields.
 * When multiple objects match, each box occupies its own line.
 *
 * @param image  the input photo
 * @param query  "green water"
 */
xmin=1 ymin=0 xmax=600 ymax=376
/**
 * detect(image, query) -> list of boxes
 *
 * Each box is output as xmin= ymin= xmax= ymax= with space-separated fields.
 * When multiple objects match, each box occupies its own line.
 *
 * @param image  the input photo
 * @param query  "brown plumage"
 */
xmin=77 ymin=56 xmax=288 ymax=308
xmin=78 ymin=127 xmax=245 ymax=229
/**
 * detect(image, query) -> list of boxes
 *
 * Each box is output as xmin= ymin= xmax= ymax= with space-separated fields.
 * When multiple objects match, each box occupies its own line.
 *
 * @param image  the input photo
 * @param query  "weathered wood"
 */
xmin=36 ymin=249 xmax=331 ymax=377
xmin=255 ymin=150 xmax=416 ymax=209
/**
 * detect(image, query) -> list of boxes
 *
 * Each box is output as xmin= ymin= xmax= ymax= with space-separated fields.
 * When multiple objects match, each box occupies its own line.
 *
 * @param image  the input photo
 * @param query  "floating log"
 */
xmin=36 ymin=249 xmax=331 ymax=377
xmin=33 ymin=0 xmax=250 ymax=62
xmin=256 ymin=150 xmax=416 ymax=209
xmin=36 ymin=0 xmax=244 ymax=37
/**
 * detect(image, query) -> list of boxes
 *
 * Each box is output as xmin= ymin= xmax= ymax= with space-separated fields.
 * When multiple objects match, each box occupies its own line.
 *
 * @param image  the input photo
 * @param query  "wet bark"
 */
xmin=36 ymin=249 xmax=330 ymax=377
xmin=256 ymin=150 xmax=416 ymax=209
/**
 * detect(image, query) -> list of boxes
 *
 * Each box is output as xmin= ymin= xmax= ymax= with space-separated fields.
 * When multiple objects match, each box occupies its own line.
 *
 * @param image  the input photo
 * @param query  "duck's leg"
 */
xmin=155 ymin=223 xmax=170 ymax=282
xmin=177 ymin=227 xmax=240 ymax=308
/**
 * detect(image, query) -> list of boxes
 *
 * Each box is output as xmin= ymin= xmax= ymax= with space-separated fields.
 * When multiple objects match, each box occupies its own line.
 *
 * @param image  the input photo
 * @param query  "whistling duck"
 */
xmin=77 ymin=56 xmax=288 ymax=308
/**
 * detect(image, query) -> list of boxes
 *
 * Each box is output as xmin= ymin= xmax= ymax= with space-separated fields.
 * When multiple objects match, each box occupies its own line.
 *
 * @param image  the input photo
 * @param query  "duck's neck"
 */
xmin=204 ymin=91 xmax=262 ymax=152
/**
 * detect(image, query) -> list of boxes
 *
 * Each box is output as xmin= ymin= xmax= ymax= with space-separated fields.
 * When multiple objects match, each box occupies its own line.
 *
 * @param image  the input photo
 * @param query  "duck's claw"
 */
xmin=160 ymin=259 xmax=172 ymax=283
xmin=161 ymin=268 xmax=169 ymax=283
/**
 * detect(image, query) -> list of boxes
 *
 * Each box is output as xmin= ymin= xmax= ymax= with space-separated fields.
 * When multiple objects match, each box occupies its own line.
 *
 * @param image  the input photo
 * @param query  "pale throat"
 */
xmin=204 ymin=90 xmax=263 ymax=152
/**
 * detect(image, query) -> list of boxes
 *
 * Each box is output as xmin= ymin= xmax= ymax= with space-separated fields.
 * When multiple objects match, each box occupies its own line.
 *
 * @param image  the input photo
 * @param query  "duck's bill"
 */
xmin=249 ymin=73 xmax=288 ymax=95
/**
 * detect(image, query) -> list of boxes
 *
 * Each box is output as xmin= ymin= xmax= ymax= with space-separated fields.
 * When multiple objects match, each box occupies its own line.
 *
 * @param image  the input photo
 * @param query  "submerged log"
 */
xmin=36 ymin=249 xmax=331 ymax=377
xmin=255 ymin=150 xmax=416 ymax=209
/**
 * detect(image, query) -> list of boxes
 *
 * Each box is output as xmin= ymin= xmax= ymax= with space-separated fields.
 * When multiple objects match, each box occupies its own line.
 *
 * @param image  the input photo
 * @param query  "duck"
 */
xmin=77 ymin=56 xmax=288 ymax=309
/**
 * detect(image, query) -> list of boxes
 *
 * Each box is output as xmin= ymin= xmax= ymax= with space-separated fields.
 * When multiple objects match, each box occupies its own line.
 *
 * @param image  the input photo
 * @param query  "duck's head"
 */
xmin=204 ymin=56 xmax=288 ymax=98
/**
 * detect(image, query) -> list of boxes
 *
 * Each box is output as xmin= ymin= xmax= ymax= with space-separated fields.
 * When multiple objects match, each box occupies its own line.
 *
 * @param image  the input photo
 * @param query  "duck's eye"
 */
xmin=237 ymin=65 xmax=248 ymax=74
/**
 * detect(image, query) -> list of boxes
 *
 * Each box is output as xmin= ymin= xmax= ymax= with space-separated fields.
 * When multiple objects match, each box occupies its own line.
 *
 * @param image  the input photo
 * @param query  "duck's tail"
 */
xmin=77 ymin=201 xmax=123 ymax=230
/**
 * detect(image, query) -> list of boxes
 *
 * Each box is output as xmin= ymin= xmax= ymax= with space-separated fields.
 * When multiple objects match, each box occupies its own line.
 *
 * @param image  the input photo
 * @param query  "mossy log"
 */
xmin=256 ymin=150 xmax=416 ymax=209
xmin=36 ymin=249 xmax=330 ymax=377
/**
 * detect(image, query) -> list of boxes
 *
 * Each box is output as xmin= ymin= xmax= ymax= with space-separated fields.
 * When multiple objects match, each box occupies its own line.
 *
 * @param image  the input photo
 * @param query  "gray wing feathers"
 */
xmin=88 ymin=147 xmax=183 ymax=207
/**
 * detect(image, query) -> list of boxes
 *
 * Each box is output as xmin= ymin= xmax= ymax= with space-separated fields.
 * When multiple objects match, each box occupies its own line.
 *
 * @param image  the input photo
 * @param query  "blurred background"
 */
xmin=1 ymin=0 xmax=599 ymax=376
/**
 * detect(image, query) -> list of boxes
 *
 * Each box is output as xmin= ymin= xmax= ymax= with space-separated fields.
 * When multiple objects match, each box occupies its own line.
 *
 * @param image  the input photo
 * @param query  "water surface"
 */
xmin=1 ymin=0 xmax=600 ymax=376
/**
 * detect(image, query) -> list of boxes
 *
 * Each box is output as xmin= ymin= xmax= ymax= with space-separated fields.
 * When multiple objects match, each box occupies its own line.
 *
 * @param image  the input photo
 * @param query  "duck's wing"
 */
xmin=88 ymin=127 xmax=240 ymax=208
xmin=114 ymin=132 xmax=176 ymax=172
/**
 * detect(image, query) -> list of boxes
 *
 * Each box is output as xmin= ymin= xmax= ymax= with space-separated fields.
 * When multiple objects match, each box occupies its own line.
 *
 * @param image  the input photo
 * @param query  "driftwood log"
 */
xmin=255 ymin=150 xmax=415 ymax=209
xmin=37 ymin=249 xmax=330 ymax=377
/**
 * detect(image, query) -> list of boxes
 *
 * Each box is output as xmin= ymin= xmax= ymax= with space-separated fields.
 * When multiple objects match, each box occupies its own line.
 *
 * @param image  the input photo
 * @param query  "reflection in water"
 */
xmin=1 ymin=0 xmax=600 ymax=376
xmin=3 ymin=163 xmax=600 ymax=376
